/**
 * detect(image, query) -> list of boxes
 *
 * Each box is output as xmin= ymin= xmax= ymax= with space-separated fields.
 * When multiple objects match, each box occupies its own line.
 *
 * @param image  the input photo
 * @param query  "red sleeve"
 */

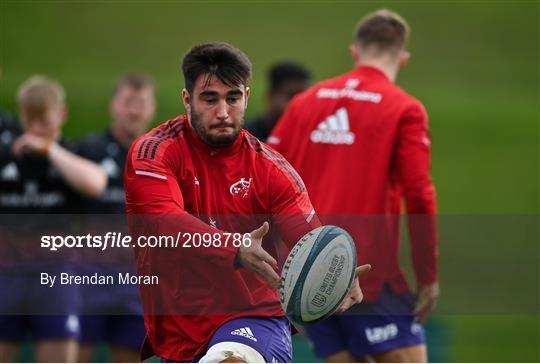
xmin=265 ymin=147 xmax=320 ymax=248
xmin=394 ymin=101 xmax=438 ymax=284
xmin=124 ymin=140 xmax=238 ymax=268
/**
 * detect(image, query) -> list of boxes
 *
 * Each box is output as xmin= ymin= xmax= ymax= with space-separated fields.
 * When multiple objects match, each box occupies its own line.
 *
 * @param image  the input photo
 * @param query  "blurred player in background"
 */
xmin=75 ymin=73 xmax=155 ymax=362
xmin=245 ymin=61 xmax=311 ymax=141
xmin=124 ymin=42 xmax=369 ymax=363
xmin=75 ymin=73 xmax=156 ymax=213
xmin=0 ymin=110 xmax=21 ymax=147
xmin=2 ymin=76 xmax=106 ymax=202
xmin=0 ymin=76 xmax=106 ymax=362
xmin=0 ymin=67 xmax=22 ymax=155
xmin=269 ymin=9 xmax=439 ymax=362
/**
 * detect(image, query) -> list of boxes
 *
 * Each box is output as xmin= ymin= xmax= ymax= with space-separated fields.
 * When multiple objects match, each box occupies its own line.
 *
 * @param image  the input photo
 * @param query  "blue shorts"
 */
xmin=160 ymin=317 xmax=293 ymax=363
xmin=80 ymin=315 xmax=145 ymax=350
xmin=78 ymin=265 xmax=145 ymax=350
xmin=206 ymin=316 xmax=292 ymax=363
xmin=78 ymin=264 xmax=143 ymax=316
xmin=303 ymin=286 xmax=426 ymax=358
xmin=0 ymin=266 xmax=81 ymax=315
xmin=0 ymin=315 xmax=80 ymax=342
xmin=0 ymin=265 xmax=81 ymax=342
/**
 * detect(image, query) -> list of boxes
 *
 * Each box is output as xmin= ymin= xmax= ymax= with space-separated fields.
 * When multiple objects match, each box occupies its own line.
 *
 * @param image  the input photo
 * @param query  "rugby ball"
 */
xmin=279 ymin=225 xmax=357 ymax=325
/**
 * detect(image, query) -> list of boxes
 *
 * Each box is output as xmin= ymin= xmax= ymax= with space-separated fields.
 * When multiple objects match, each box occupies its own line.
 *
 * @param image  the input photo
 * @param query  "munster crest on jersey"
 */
xmin=229 ymin=178 xmax=252 ymax=198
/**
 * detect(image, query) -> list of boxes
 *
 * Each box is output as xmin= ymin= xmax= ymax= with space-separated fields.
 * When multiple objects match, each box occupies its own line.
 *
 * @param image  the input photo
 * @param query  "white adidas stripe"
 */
xmin=135 ymin=170 xmax=167 ymax=180
xmin=306 ymin=209 xmax=316 ymax=223
xmin=337 ymin=108 xmax=349 ymax=131
xmin=327 ymin=115 xmax=339 ymax=130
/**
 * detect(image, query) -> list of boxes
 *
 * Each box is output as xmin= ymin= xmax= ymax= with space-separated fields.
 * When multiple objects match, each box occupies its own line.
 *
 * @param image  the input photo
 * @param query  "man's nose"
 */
xmin=128 ymin=105 xmax=143 ymax=119
xmin=216 ymin=100 xmax=229 ymax=120
xmin=27 ymin=121 xmax=45 ymax=136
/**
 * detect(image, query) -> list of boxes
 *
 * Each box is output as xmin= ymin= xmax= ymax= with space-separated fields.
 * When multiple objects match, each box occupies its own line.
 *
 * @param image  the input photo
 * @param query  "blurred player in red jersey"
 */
xmin=269 ymin=9 xmax=439 ymax=363
xmin=124 ymin=42 xmax=370 ymax=363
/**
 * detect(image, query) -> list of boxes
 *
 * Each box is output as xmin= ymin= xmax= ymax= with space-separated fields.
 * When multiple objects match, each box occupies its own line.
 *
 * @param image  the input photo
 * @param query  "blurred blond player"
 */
xmin=270 ymin=10 xmax=439 ymax=362
xmin=0 ymin=76 xmax=106 ymax=362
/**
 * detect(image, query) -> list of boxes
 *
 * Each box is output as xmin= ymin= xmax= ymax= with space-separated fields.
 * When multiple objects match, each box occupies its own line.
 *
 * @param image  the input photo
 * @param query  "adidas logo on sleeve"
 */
xmin=310 ymin=108 xmax=356 ymax=145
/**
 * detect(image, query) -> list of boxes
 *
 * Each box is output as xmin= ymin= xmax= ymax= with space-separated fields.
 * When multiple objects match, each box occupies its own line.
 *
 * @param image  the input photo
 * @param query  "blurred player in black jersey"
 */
xmin=245 ymin=61 xmax=311 ymax=141
xmin=75 ymin=73 xmax=156 ymax=362
xmin=0 ymin=76 xmax=106 ymax=362
xmin=0 ymin=109 xmax=22 ymax=178
xmin=0 ymin=67 xmax=22 ymax=159
xmin=0 ymin=109 xmax=22 ymax=146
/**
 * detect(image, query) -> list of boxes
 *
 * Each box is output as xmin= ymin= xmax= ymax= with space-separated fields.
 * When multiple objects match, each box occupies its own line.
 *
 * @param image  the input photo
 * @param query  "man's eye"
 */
xmin=227 ymin=97 xmax=239 ymax=104
xmin=205 ymin=99 xmax=217 ymax=104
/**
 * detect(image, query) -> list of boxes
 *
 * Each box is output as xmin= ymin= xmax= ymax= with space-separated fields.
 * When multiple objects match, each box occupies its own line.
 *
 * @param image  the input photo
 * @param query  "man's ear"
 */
xmin=399 ymin=51 xmax=410 ymax=69
xmin=244 ymin=86 xmax=250 ymax=110
xmin=182 ymin=88 xmax=191 ymax=114
xmin=350 ymin=43 xmax=361 ymax=64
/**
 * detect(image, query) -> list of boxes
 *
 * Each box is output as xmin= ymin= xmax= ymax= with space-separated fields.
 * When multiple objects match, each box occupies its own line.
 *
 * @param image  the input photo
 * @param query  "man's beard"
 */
xmin=190 ymin=108 xmax=244 ymax=148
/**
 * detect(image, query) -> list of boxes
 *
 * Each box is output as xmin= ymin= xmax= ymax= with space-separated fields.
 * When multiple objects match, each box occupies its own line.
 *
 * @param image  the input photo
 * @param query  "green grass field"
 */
xmin=1 ymin=1 xmax=539 ymax=361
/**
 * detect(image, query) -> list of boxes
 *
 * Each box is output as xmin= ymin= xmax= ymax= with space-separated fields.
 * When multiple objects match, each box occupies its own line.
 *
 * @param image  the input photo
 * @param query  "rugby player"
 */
xmin=245 ymin=61 xmax=311 ymax=141
xmin=0 ymin=67 xmax=22 ymax=155
xmin=124 ymin=42 xmax=369 ymax=363
xmin=269 ymin=9 xmax=439 ymax=363
xmin=0 ymin=76 xmax=106 ymax=362
xmin=75 ymin=73 xmax=155 ymax=362
xmin=0 ymin=109 xmax=21 ymax=146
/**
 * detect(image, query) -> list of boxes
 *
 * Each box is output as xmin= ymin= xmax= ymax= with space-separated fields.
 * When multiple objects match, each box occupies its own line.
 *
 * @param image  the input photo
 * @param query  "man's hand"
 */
xmin=413 ymin=282 xmax=440 ymax=322
xmin=12 ymin=133 xmax=54 ymax=157
xmin=336 ymin=264 xmax=371 ymax=313
xmin=236 ymin=222 xmax=281 ymax=289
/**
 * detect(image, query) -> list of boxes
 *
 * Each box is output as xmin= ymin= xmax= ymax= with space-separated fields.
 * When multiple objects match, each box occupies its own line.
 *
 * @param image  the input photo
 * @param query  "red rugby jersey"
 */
xmin=124 ymin=115 xmax=315 ymax=361
xmin=269 ymin=65 xmax=438 ymax=302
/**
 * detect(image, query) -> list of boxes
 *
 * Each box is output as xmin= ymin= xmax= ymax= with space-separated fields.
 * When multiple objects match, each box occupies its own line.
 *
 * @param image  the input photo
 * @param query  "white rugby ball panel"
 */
xmin=280 ymin=225 xmax=357 ymax=325
xmin=301 ymin=236 xmax=356 ymax=322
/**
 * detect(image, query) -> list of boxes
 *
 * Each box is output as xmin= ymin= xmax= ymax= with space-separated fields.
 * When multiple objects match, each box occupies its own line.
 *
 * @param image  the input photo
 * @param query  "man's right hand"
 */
xmin=236 ymin=221 xmax=281 ymax=289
